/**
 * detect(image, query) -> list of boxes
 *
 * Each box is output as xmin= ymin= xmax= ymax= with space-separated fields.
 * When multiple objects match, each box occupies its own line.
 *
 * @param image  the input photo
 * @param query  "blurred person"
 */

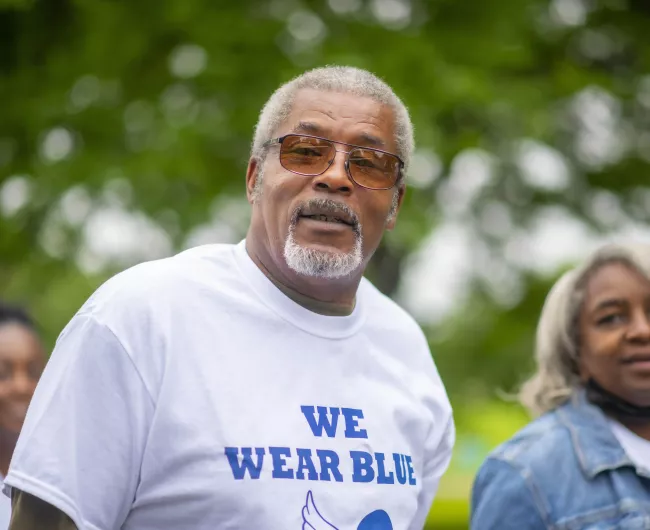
xmin=0 ymin=303 xmax=45 ymax=529
xmin=471 ymin=242 xmax=650 ymax=529
xmin=5 ymin=66 xmax=454 ymax=530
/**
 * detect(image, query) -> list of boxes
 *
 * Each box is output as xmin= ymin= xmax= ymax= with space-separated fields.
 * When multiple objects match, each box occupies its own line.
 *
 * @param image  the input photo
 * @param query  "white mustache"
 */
xmin=291 ymin=198 xmax=361 ymax=235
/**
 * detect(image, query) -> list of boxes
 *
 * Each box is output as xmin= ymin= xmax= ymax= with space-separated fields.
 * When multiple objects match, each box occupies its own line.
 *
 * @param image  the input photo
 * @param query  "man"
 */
xmin=0 ymin=302 xmax=45 ymax=528
xmin=5 ymin=66 xmax=454 ymax=530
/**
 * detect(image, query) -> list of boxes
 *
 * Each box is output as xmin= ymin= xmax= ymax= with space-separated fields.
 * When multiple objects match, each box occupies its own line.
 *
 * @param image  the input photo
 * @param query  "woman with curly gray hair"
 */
xmin=471 ymin=241 xmax=650 ymax=530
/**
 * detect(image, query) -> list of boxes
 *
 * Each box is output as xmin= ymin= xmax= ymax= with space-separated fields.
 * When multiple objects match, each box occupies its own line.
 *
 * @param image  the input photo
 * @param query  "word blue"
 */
xmin=350 ymin=451 xmax=416 ymax=485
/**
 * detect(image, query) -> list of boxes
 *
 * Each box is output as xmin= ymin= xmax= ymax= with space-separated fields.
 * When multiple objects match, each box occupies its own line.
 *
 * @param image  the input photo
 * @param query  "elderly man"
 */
xmin=5 ymin=66 xmax=454 ymax=530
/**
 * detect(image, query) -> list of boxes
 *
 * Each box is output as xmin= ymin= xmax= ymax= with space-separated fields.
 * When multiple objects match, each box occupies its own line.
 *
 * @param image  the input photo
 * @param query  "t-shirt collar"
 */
xmin=232 ymin=240 xmax=366 ymax=339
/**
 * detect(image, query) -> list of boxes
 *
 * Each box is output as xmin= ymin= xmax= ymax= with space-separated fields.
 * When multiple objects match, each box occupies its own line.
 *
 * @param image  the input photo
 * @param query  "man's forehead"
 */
xmin=288 ymin=88 xmax=390 ymax=119
xmin=280 ymin=88 xmax=396 ymax=147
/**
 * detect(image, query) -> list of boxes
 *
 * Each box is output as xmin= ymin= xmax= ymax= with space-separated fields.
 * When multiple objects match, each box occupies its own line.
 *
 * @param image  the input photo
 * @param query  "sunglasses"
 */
xmin=262 ymin=134 xmax=404 ymax=190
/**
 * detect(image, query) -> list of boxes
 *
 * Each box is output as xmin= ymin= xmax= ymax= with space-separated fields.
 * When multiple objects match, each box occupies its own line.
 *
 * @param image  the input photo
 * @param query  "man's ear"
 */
xmin=385 ymin=185 xmax=406 ymax=231
xmin=245 ymin=157 xmax=260 ymax=204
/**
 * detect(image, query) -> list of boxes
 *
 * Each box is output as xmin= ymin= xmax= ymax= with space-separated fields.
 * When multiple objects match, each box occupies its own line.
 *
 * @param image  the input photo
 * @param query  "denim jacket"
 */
xmin=471 ymin=391 xmax=650 ymax=530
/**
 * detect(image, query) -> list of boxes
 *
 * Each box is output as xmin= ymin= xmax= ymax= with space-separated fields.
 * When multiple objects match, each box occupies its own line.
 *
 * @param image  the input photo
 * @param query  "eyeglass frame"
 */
xmin=261 ymin=133 xmax=405 ymax=191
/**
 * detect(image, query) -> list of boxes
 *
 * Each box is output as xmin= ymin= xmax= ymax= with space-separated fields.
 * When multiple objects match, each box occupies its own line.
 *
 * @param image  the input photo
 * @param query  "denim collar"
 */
xmin=557 ymin=390 xmax=650 ymax=479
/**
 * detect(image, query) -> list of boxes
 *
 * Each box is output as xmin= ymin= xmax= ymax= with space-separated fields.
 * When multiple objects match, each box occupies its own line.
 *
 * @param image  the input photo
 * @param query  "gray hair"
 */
xmin=519 ymin=241 xmax=650 ymax=416
xmin=250 ymin=66 xmax=415 ymax=177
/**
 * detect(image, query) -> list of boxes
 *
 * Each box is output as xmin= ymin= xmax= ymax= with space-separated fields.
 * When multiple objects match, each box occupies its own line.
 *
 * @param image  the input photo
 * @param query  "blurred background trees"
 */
xmin=2 ymin=0 xmax=650 ymax=526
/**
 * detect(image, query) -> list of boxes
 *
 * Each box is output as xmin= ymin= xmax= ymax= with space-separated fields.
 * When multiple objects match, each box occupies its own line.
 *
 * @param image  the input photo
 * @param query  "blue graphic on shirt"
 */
xmin=301 ymin=491 xmax=393 ymax=530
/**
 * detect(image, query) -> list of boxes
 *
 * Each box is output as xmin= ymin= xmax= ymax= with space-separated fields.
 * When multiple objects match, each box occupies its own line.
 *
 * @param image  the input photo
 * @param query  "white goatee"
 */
xmin=283 ymin=198 xmax=363 ymax=279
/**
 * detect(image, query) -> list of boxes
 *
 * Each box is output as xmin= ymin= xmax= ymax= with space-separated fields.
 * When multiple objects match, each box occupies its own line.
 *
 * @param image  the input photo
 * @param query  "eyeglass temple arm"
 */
xmin=261 ymin=137 xmax=283 ymax=148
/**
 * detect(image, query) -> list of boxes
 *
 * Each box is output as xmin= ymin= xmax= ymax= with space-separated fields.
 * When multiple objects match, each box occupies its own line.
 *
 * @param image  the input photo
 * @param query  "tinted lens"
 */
xmin=348 ymin=148 xmax=400 ymax=189
xmin=280 ymin=135 xmax=334 ymax=175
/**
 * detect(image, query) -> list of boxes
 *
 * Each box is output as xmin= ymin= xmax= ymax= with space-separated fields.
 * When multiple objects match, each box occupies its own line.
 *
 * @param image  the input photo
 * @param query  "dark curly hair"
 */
xmin=0 ymin=301 xmax=35 ymax=331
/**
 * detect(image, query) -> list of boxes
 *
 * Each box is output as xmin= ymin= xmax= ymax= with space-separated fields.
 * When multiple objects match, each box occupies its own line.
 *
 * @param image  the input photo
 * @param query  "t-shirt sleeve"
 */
xmin=10 ymin=489 xmax=78 ymax=530
xmin=3 ymin=313 xmax=155 ymax=530
xmin=409 ymin=414 xmax=455 ymax=530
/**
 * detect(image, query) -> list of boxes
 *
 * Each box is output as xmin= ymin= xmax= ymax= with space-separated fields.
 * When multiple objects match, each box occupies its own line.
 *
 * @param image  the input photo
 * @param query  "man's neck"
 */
xmin=245 ymin=239 xmax=358 ymax=316
xmin=266 ymin=272 xmax=355 ymax=316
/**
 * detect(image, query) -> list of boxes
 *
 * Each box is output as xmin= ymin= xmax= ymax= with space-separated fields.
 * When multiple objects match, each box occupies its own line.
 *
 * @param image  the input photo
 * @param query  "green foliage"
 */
xmin=426 ymin=498 xmax=469 ymax=530
xmin=2 ymin=0 xmax=650 ymax=340
xmin=426 ymin=400 xmax=530 ymax=526
xmin=2 ymin=0 xmax=650 ymax=521
xmin=429 ymin=274 xmax=560 ymax=405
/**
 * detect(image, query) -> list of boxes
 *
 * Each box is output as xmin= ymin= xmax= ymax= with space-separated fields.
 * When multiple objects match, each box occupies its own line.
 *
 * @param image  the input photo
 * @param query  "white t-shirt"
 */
xmin=4 ymin=241 xmax=454 ymax=530
xmin=608 ymin=419 xmax=650 ymax=471
xmin=0 ymin=475 xmax=9 ymax=529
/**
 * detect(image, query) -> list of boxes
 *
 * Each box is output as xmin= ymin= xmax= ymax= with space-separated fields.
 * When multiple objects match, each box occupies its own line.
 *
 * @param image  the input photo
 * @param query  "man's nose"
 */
xmin=311 ymin=150 xmax=353 ymax=195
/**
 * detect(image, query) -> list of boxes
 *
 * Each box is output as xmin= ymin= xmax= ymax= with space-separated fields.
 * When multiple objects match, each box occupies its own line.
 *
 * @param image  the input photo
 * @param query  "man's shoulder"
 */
xmin=110 ymin=243 xmax=234 ymax=288
xmin=360 ymin=277 xmax=424 ymax=338
xmin=81 ymin=244 xmax=239 ymax=322
xmin=359 ymin=278 xmax=439 ymax=382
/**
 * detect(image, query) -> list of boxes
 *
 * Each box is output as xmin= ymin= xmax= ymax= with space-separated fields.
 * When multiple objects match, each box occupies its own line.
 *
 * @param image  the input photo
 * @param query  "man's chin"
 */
xmin=284 ymin=240 xmax=363 ymax=280
xmin=290 ymin=237 xmax=355 ymax=258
